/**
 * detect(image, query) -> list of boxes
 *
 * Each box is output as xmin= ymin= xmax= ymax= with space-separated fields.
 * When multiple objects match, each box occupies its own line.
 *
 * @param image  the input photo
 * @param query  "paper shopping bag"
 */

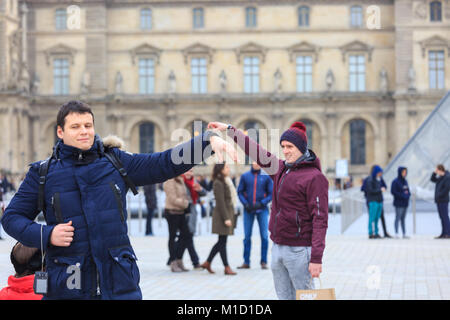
xmin=296 ymin=277 xmax=336 ymax=300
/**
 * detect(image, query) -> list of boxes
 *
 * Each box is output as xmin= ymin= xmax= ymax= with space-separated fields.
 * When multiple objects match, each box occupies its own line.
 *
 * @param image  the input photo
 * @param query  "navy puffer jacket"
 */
xmin=390 ymin=167 xmax=410 ymax=208
xmin=1 ymin=133 xmax=214 ymax=299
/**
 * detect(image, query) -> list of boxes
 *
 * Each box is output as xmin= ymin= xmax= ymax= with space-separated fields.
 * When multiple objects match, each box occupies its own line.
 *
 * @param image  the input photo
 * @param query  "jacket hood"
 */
xmin=371 ymin=165 xmax=383 ymax=179
xmin=103 ymin=135 xmax=125 ymax=150
xmin=397 ymin=166 xmax=407 ymax=180
xmin=286 ymin=149 xmax=321 ymax=172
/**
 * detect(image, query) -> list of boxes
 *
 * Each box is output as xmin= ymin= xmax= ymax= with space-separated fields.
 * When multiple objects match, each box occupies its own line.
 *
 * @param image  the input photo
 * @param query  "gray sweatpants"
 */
xmin=270 ymin=243 xmax=314 ymax=300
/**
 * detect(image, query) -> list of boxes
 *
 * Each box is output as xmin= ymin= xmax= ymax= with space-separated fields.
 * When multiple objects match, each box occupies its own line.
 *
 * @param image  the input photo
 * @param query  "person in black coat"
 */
xmin=431 ymin=164 xmax=450 ymax=239
xmin=143 ymin=184 xmax=157 ymax=236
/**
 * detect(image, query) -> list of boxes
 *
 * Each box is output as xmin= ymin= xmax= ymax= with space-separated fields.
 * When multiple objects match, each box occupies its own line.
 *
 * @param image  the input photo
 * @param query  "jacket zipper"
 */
xmin=273 ymin=168 xmax=290 ymax=237
xmin=296 ymin=211 xmax=301 ymax=237
xmin=109 ymin=182 xmax=125 ymax=222
xmin=91 ymin=260 xmax=101 ymax=297
xmin=316 ymin=197 xmax=320 ymax=216
xmin=253 ymin=173 xmax=258 ymax=205
xmin=52 ymin=193 xmax=63 ymax=223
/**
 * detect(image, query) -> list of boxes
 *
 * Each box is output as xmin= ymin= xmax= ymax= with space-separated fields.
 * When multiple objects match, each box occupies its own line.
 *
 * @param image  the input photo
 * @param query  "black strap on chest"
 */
xmin=37 ymin=149 xmax=138 ymax=212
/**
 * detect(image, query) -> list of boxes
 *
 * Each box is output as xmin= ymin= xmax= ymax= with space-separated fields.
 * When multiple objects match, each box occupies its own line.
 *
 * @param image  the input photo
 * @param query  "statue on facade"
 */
xmin=273 ymin=68 xmax=282 ymax=93
xmin=80 ymin=71 xmax=90 ymax=95
xmin=168 ymin=70 xmax=176 ymax=94
xmin=408 ymin=65 xmax=416 ymax=91
xmin=219 ymin=70 xmax=227 ymax=93
xmin=379 ymin=68 xmax=388 ymax=94
xmin=326 ymin=69 xmax=335 ymax=92
xmin=114 ymin=71 xmax=123 ymax=95
xmin=31 ymin=73 xmax=40 ymax=95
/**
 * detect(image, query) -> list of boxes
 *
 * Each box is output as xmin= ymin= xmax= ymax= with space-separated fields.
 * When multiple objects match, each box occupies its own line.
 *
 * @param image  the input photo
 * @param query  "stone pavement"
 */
xmin=0 ymin=213 xmax=449 ymax=300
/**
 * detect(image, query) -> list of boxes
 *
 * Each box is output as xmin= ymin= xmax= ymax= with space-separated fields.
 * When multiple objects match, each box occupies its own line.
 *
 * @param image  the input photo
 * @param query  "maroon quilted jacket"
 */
xmin=228 ymin=126 xmax=329 ymax=264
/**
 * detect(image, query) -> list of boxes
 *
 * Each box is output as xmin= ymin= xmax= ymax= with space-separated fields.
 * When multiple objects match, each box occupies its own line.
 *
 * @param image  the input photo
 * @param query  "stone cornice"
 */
xmin=25 ymin=0 xmax=395 ymax=6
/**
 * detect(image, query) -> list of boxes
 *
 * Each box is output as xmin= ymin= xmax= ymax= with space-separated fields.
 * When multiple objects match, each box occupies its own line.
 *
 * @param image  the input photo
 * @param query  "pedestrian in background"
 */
xmin=361 ymin=165 xmax=392 ymax=238
xmin=237 ymin=161 xmax=273 ymax=270
xmin=365 ymin=165 xmax=386 ymax=239
xmin=200 ymin=163 xmax=237 ymax=275
xmin=391 ymin=167 xmax=411 ymax=239
xmin=182 ymin=169 xmax=204 ymax=269
xmin=163 ymin=175 xmax=191 ymax=272
xmin=0 ymin=242 xmax=43 ymax=300
xmin=143 ymin=184 xmax=157 ymax=236
xmin=431 ymin=164 xmax=450 ymax=239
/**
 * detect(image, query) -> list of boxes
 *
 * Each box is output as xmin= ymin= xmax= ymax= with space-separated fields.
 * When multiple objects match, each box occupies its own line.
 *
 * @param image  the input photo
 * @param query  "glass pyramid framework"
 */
xmin=383 ymin=91 xmax=450 ymax=197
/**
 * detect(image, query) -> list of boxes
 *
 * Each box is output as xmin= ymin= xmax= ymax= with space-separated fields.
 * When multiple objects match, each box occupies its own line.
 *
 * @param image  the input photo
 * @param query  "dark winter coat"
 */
xmin=390 ymin=167 xmax=410 ymax=208
xmin=1 ymin=132 xmax=215 ymax=300
xmin=431 ymin=171 xmax=450 ymax=203
xmin=227 ymin=127 xmax=328 ymax=264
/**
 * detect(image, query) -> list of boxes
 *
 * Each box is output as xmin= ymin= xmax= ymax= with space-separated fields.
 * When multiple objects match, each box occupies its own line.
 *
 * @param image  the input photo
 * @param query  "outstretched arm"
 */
xmin=117 ymin=130 xmax=237 ymax=186
xmin=208 ymin=122 xmax=281 ymax=178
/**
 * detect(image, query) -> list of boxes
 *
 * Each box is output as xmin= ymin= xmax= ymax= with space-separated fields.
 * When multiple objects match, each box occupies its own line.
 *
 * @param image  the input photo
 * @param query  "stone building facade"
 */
xmin=0 ymin=0 xmax=449 ymax=182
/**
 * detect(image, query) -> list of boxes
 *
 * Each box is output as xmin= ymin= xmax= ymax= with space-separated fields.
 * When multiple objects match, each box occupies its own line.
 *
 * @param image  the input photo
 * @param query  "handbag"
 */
xmin=296 ymin=277 xmax=336 ymax=300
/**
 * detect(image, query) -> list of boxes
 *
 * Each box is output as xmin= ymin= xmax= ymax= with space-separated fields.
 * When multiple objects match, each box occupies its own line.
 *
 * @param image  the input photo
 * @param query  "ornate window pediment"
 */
xmin=44 ymin=43 xmax=77 ymax=65
xmin=419 ymin=35 xmax=450 ymax=57
xmin=182 ymin=42 xmax=215 ymax=64
xmin=235 ymin=42 xmax=267 ymax=63
xmin=339 ymin=40 xmax=373 ymax=62
xmin=288 ymin=41 xmax=321 ymax=62
xmin=130 ymin=43 xmax=161 ymax=65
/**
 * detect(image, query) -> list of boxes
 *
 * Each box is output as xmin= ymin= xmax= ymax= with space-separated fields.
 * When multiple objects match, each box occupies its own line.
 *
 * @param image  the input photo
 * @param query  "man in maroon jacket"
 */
xmin=208 ymin=121 xmax=329 ymax=300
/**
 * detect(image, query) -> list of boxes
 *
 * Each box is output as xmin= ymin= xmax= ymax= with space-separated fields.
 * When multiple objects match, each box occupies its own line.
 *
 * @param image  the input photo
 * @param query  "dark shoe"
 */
xmin=443 ymin=235 xmax=450 ymax=239
xmin=261 ymin=263 xmax=268 ymax=270
xmin=237 ymin=263 xmax=250 ymax=269
xmin=435 ymin=235 xmax=444 ymax=239
xmin=193 ymin=264 xmax=203 ymax=271
xmin=200 ymin=261 xmax=215 ymax=274
xmin=374 ymin=234 xmax=382 ymax=239
xmin=224 ymin=266 xmax=237 ymax=275
xmin=384 ymin=234 xmax=393 ymax=239
xmin=369 ymin=235 xmax=374 ymax=239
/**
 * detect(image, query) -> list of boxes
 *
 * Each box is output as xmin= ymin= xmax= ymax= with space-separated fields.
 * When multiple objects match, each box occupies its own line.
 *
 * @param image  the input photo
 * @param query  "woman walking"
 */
xmin=200 ymin=163 xmax=237 ymax=275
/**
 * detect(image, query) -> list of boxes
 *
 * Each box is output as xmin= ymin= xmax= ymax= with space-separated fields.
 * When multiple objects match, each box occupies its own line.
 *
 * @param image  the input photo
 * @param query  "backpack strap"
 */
xmin=104 ymin=150 xmax=138 ymax=196
xmin=37 ymin=157 xmax=52 ymax=212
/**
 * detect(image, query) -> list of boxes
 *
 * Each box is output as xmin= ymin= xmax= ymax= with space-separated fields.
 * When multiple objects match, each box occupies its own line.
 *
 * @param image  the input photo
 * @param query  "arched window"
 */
xmin=300 ymin=119 xmax=313 ymax=149
xmin=430 ymin=1 xmax=442 ymax=22
xmin=298 ymin=6 xmax=310 ymax=27
xmin=140 ymin=8 xmax=152 ymax=30
xmin=139 ymin=122 xmax=155 ymax=153
xmin=350 ymin=5 xmax=363 ymax=27
xmin=349 ymin=119 xmax=366 ymax=165
xmin=190 ymin=120 xmax=208 ymax=138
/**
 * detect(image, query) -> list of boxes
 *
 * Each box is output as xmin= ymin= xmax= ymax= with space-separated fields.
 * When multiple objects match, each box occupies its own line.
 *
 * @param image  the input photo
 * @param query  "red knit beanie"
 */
xmin=280 ymin=121 xmax=308 ymax=154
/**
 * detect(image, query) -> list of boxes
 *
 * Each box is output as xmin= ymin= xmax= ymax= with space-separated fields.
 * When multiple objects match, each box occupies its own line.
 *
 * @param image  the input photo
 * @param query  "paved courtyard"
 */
xmin=0 ymin=212 xmax=449 ymax=300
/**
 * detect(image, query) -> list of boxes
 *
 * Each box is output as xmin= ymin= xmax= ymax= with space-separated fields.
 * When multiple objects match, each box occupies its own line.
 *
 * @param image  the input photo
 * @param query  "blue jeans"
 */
xmin=394 ymin=206 xmax=407 ymax=235
xmin=243 ymin=208 xmax=269 ymax=265
xmin=368 ymin=202 xmax=383 ymax=236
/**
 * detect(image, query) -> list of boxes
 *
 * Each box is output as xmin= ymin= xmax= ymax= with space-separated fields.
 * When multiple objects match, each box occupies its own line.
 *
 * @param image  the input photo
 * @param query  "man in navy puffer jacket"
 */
xmin=1 ymin=100 xmax=235 ymax=300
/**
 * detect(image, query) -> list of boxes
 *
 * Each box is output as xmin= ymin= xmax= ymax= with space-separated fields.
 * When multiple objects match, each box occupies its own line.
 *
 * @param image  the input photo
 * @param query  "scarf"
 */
xmin=225 ymin=176 xmax=238 ymax=209
xmin=183 ymin=175 xmax=198 ymax=204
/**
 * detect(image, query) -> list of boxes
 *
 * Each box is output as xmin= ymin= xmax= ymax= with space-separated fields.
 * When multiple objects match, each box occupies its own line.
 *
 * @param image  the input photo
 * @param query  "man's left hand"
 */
xmin=309 ymin=263 xmax=322 ymax=278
